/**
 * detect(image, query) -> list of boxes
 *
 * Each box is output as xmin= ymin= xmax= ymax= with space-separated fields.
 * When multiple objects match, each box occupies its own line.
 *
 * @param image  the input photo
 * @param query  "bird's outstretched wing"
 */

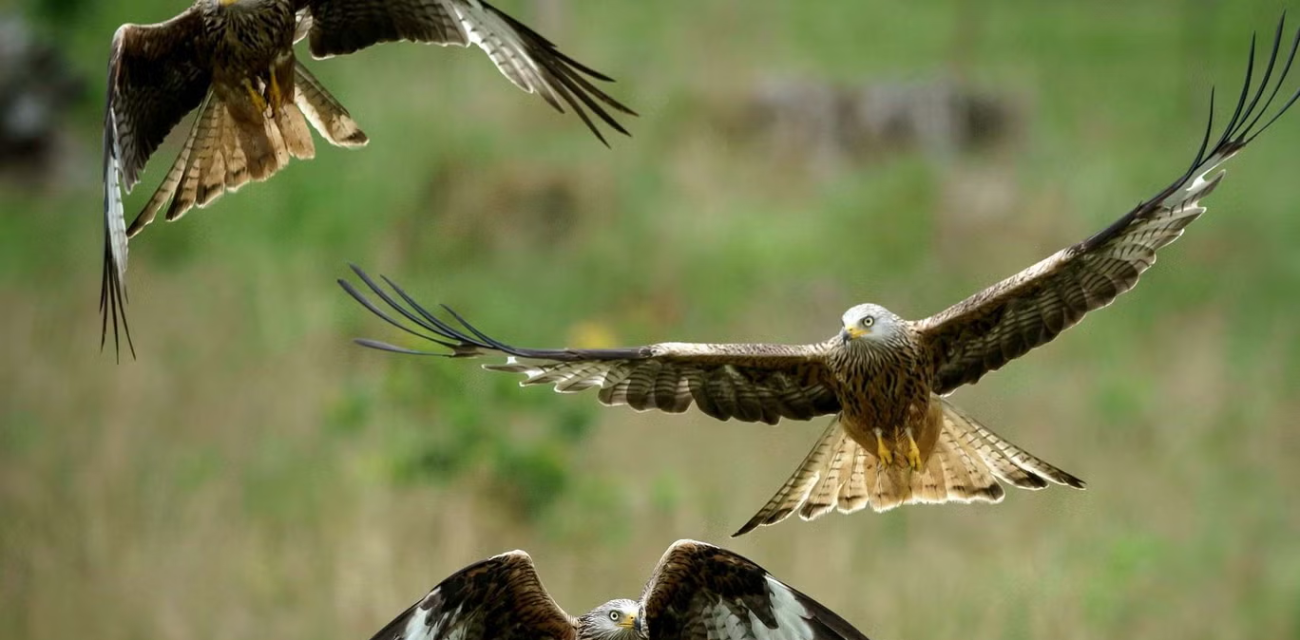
xmin=640 ymin=540 xmax=871 ymax=640
xmin=368 ymin=551 xmax=576 ymax=640
xmin=102 ymin=9 xmax=212 ymax=359
xmin=915 ymin=16 xmax=1300 ymax=395
xmin=339 ymin=266 xmax=842 ymax=424
xmin=297 ymin=0 xmax=635 ymax=143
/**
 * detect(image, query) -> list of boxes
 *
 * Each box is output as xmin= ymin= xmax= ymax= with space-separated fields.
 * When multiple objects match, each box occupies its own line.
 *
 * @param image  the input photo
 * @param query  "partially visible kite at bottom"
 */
xmin=367 ymin=540 xmax=871 ymax=640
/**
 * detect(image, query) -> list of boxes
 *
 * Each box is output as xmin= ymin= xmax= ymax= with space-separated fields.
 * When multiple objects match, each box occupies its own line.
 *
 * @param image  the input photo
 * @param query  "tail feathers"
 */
xmin=125 ymin=67 xmax=360 ymax=239
xmin=732 ymin=419 xmax=844 ymax=537
xmin=217 ymin=105 xmax=251 ymax=191
xmin=940 ymin=399 xmax=1086 ymax=490
xmin=191 ymin=103 xmax=232 ymax=209
xmin=909 ymin=427 xmax=1005 ymax=506
xmin=732 ymin=398 xmax=1084 ymax=533
xmin=294 ymin=62 xmax=368 ymax=147
xmin=166 ymin=100 xmax=264 ymax=221
xmin=276 ymin=100 xmax=316 ymax=160
xmin=126 ymin=93 xmax=318 ymax=229
xmin=798 ymin=430 xmax=858 ymax=520
xmin=127 ymin=91 xmax=216 ymax=237
xmin=242 ymin=106 xmax=288 ymax=185
xmin=834 ymin=442 xmax=871 ymax=513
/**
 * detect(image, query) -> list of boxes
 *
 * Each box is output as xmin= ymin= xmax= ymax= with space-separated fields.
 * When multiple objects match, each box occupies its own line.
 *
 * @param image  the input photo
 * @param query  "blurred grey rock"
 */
xmin=740 ymin=76 xmax=1018 ymax=171
xmin=0 ymin=13 xmax=86 ymax=184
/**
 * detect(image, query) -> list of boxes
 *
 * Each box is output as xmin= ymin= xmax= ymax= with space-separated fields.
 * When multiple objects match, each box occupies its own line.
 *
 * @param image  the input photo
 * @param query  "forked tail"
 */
xmin=125 ymin=92 xmax=311 ymax=237
xmin=732 ymin=397 xmax=1084 ymax=536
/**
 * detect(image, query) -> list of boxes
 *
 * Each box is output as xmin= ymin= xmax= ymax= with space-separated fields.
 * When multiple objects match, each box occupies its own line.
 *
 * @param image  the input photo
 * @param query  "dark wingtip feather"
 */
xmin=338 ymin=272 xmax=462 ymax=350
xmin=341 ymin=265 xmax=508 ymax=357
xmin=730 ymin=514 xmax=768 ymax=538
xmin=1082 ymin=15 xmax=1300 ymax=251
xmin=353 ymin=338 xmax=445 ymax=356
xmin=481 ymin=1 xmax=635 ymax=143
xmin=341 ymin=267 xmax=643 ymax=363
xmin=99 ymin=241 xmax=136 ymax=363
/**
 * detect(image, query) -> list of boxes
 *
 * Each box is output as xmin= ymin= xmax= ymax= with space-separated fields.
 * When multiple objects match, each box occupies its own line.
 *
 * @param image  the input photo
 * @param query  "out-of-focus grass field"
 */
xmin=3 ymin=1 xmax=1300 ymax=639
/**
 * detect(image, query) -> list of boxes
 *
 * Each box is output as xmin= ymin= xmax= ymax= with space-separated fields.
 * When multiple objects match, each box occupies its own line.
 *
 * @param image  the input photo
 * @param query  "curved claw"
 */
xmin=268 ymin=68 xmax=284 ymax=118
xmin=905 ymin=428 xmax=923 ymax=471
xmin=873 ymin=428 xmax=894 ymax=467
xmin=244 ymin=79 xmax=268 ymax=116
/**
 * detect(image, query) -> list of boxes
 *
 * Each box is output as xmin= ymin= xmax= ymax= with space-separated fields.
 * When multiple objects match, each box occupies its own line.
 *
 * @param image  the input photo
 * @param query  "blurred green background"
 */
xmin=2 ymin=1 xmax=1299 ymax=639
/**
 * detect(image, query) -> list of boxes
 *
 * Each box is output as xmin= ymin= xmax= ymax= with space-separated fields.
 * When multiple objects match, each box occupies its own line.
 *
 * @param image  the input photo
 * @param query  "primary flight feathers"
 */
xmin=369 ymin=540 xmax=870 ymax=640
xmin=343 ymin=16 xmax=1299 ymax=535
xmin=102 ymin=0 xmax=636 ymax=359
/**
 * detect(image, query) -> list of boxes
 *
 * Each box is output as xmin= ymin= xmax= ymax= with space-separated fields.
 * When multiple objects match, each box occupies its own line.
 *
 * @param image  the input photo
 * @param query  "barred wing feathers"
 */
xmin=340 ymin=266 xmax=841 ymax=424
xmin=368 ymin=551 xmax=576 ymax=640
xmin=640 ymin=540 xmax=870 ymax=640
xmin=916 ymin=18 xmax=1300 ymax=395
xmin=297 ymin=0 xmax=635 ymax=143
xmin=101 ymin=9 xmax=212 ymax=359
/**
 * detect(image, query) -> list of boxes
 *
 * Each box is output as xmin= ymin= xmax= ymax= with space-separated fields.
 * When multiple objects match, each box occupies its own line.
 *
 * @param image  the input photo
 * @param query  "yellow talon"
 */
xmin=267 ymin=69 xmax=282 ymax=118
xmin=874 ymin=428 xmax=894 ymax=467
xmin=244 ymin=79 xmax=268 ymax=115
xmin=905 ymin=428 xmax=922 ymax=471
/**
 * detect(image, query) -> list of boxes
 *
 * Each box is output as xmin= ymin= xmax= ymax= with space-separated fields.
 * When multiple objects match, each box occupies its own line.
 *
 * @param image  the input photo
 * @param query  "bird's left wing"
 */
xmin=297 ymin=0 xmax=634 ymax=143
xmin=915 ymin=17 xmax=1300 ymax=395
xmin=102 ymin=10 xmax=212 ymax=359
xmin=639 ymin=540 xmax=871 ymax=640
xmin=369 ymin=550 xmax=576 ymax=640
xmin=339 ymin=266 xmax=842 ymax=424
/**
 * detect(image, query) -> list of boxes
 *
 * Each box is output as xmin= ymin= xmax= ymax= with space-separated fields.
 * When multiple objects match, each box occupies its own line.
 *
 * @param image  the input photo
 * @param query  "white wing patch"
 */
xmin=105 ymin=106 xmax=129 ymax=281
xmin=702 ymin=578 xmax=814 ymax=640
xmin=403 ymin=596 xmax=467 ymax=640
xmin=761 ymin=577 xmax=815 ymax=640
xmin=452 ymin=1 xmax=548 ymax=96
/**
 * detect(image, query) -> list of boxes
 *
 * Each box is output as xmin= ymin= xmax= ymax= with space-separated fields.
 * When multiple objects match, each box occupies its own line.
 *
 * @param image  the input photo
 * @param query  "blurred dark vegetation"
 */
xmin=0 ymin=13 xmax=85 ymax=184
xmin=2 ymin=1 xmax=1299 ymax=639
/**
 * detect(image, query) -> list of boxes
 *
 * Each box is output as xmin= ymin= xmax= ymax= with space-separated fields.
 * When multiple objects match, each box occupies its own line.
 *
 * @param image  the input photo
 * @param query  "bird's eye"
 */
xmin=609 ymin=611 xmax=620 ymax=622
xmin=862 ymin=316 xmax=875 ymax=327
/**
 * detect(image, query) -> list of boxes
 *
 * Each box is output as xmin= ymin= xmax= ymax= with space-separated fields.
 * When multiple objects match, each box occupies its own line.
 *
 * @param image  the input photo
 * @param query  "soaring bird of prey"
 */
xmin=342 ymin=18 xmax=1300 ymax=535
xmin=101 ymin=0 xmax=635 ymax=358
xmin=369 ymin=540 xmax=870 ymax=640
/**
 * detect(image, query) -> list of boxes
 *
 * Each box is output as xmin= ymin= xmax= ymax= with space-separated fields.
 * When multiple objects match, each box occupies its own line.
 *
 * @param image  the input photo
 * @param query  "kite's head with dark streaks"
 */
xmin=839 ymin=303 xmax=904 ymax=348
xmin=577 ymin=599 xmax=641 ymax=640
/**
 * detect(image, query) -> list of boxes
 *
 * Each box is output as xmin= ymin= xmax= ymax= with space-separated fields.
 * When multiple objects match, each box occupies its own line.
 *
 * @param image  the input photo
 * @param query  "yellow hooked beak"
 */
xmin=843 ymin=325 xmax=869 ymax=340
xmin=618 ymin=614 xmax=637 ymax=629
xmin=219 ymin=0 xmax=240 ymax=6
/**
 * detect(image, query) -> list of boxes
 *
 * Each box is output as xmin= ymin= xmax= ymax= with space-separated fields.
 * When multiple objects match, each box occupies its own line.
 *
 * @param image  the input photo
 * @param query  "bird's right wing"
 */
xmin=339 ymin=266 xmax=842 ymax=424
xmin=298 ymin=0 xmax=635 ymax=143
xmin=101 ymin=9 xmax=211 ymax=358
xmin=369 ymin=551 xmax=576 ymax=640
xmin=640 ymin=540 xmax=871 ymax=640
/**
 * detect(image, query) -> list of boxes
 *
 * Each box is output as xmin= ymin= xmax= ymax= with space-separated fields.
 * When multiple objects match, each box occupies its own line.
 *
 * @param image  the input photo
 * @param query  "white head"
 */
xmin=579 ymin=599 xmax=641 ymax=640
xmin=839 ymin=303 xmax=904 ymax=347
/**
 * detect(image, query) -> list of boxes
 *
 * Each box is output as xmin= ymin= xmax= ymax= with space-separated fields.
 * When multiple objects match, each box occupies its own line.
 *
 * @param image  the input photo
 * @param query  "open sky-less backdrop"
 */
xmin=2 ymin=1 xmax=1299 ymax=639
